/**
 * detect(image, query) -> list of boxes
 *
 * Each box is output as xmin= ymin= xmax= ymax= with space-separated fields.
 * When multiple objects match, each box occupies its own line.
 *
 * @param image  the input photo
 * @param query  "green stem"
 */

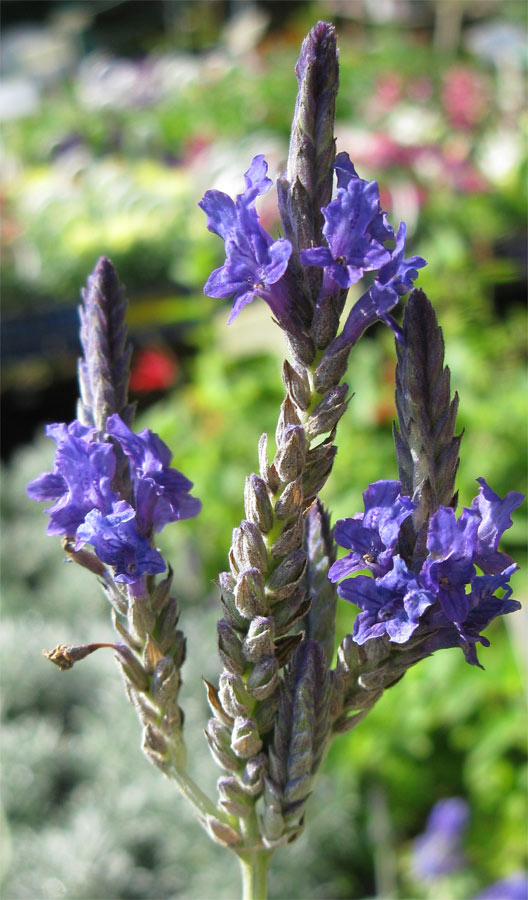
xmin=168 ymin=764 xmax=226 ymax=824
xmin=237 ymin=849 xmax=272 ymax=900
xmin=236 ymin=808 xmax=273 ymax=900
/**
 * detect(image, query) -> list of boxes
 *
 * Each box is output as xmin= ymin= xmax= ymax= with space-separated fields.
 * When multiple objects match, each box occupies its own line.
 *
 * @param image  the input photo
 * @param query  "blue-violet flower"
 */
xmin=76 ymin=500 xmax=166 ymax=583
xmin=328 ymin=479 xmax=415 ymax=582
xmin=106 ymin=413 xmax=201 ymax=535
xmin=331 ymin=478 xmax=523 ymax=662
xmin=26 ymin=420 xmax=118 ymax=542
xmin=199 ymin=155 xmax=293 ymax=325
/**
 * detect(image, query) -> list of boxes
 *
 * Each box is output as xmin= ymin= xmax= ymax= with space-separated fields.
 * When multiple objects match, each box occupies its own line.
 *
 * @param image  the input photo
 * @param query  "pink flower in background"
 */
xmin=373 ymin=73 xmax=404 ymax=110
xmin=442 ymin=66 xmax=490 ymax=131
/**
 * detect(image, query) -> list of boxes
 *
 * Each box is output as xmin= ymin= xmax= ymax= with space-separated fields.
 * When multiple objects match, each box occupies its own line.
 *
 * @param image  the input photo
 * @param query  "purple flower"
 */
xmin=300 ymin=152 xmax=426 ymax=297
xmin=199 ymin=155 xmax=293 ymax=325
xmin=456 ymin=565 xmax=521 ymax=666
xmin=300 ymin=158 xmax=392 ymax=289
xmin=412 ymin=797 xmax=469 ymax=880
xmin=105 ymin=414 xmax=201 ymax=535
xmin=474 ymin=873 xmax=528 ymax=900
xmin=329 ymin=480 xmax=415 ymax=582
xmin=76 ymin=500 xmax=166 ymax=583
xmin=470 ymin=477 xmax=525 ymax=575
xmin=420 ymin=506 xmax=480 ymax=623
xmin=26 ymin=420 xmax=118 ymax=542
xmin=339 ymin=554 xmax=435 ymax=644
xmin=331 ymin=477 xmax=522 ymax=662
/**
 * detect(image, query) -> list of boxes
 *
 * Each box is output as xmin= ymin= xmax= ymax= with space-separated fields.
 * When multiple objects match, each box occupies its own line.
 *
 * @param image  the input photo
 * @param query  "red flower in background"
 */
xmin=129 ymin=347 xmax=178 ymax=393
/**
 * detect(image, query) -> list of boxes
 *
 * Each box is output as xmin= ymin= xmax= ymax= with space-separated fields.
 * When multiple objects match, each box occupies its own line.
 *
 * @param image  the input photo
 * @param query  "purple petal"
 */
xmin=198 ymin=190 xmax=237 ymax=241
xmin=472 ymin=477 xmax=524 ymax=574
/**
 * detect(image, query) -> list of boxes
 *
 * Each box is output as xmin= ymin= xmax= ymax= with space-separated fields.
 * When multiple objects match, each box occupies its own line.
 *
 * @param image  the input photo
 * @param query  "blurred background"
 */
xmin=1 ymin=1 xmax=527 ymax=898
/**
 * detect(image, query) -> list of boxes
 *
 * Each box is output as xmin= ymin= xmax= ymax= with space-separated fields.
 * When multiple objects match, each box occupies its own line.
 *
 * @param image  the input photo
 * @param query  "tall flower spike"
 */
xmin=77 ymin=256 xmax=134 ymax=434
xmin=277 ymin=22 xmax=348 ymax=353
xmin=277 ymin=21 xmax=339 ymax=321
xmin=393 ymin=289 xmax=462 ymax=568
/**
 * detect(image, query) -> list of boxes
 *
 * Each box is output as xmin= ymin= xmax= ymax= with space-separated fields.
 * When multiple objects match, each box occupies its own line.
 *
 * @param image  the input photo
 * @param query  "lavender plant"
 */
xmin=28 ymin=22 xmax=524 ymax=900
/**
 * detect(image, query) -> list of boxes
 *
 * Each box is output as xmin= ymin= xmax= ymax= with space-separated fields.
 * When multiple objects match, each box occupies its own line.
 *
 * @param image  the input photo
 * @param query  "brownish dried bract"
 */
xmin=42 ymin=644 xmax=75 ymax=670
xmin=42 ymin=641 xmax=116 ymax=670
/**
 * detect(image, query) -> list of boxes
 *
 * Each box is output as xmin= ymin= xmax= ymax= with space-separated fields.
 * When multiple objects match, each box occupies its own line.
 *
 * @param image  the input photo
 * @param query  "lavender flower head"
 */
xmin=27 ymin=259 xmax=201 ymax=586
xmin=331 ymin=478 xmax=523 ymax=664
xmin=201 ymin=145 xmax=426 ymax=352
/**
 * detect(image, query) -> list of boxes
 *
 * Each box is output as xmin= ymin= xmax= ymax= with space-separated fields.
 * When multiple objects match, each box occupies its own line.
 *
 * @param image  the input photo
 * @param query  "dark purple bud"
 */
xmin=77 ymin=256 xmax=134 ymax=434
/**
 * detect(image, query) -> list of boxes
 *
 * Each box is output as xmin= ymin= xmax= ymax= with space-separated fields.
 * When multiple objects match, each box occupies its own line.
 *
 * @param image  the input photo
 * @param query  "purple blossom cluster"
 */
xmin=27 ymin=414 xmax=200 ymax=585
xmin=301 ymin=152 xmax=426 ymax=343
xmin=200 ymin=151 xmax=426 ymax=345
xmin=329 ymin=478 xmax=523 ymax=664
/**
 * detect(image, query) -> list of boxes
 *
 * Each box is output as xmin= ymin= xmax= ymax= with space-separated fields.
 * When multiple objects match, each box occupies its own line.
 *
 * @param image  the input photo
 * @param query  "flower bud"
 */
xmin=206 ymin=719 xmax=242 ymax=772
xmin=219 ymin=672 xmax=253 ymax=718
xmin=265 ymin=550 xmax=306 ymax=601
xmin=313 ymin=342 xmax=350 ymax=393
xmin=305 ymin=383 xmax=349 ymax=439
xmin=247 ymin=656 xmax=279 ymax=701
xmin=274 ymin=426 xmax=306 ymax=483
xmin=311 ymin=289 xmax=345 ymax=350
xmin=275 ymin=477 xmax=303 ymax=520
xmin=217 ymin=619 xmax=247 ymax=674
xmin=217 ymin=775 xmax=253 ymax=818
xmin=203 ymin=678 xmax=233 ymax=726
xmin=150 ymin=566 xmax=173 ymax=613
xmin=282 ymin=360 xmax=311 ymax=411
xmin=258 ymin=433 xmax=280 ymax=494
xmin=205 ymin=815 xmax=242 ymax=848
xmin=241 ymin=753 xmax=268 ymax=796
xmin=275 ymin=396 xmax=301 ymax=447
xmin=255 ymin=689 xmax=279 ymax=735
xmin=231 ymin=717 xmax=263 ymax=759
xmin=151 ymin=656 xmax=181 ymax=708
xmin=273 ymin=589 xmax=311 ymax=635
xmin=262 ymin=776 xmax=285 ymax=842
xmin=218 ymin=571 xmax=248 ymax=630
xmin=234 ymin=568 xmax=266 ymax=618
xmin=242 ymin=616 xmax=275 ymax=661
xmin=231 ymin=520 xmax=269 ymax=573
xmin=270 ymin=512 xmax=304 ymax=559
xmin=244 ymin=474 xmax=274 ymax=534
